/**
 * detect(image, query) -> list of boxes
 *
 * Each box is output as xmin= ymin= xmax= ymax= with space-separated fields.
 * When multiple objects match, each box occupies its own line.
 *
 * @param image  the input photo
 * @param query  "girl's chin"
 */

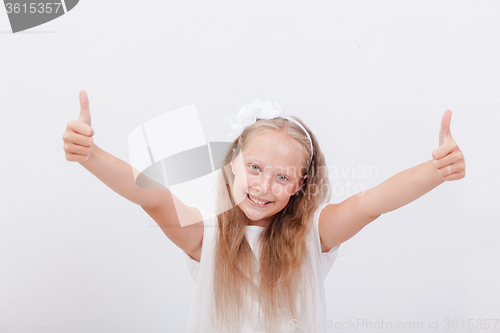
xmin=240 ymin=206 xmax=266 ymax=220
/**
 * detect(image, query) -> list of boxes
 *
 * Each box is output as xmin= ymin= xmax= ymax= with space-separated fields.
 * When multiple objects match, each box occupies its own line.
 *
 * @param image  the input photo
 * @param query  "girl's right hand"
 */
xmin=63 ymin=90 xmax=94 ymax=163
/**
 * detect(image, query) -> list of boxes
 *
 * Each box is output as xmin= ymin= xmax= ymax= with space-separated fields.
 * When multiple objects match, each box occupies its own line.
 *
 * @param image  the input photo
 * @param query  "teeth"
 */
xmin=248 ymin=194 xmax=270 ymax=205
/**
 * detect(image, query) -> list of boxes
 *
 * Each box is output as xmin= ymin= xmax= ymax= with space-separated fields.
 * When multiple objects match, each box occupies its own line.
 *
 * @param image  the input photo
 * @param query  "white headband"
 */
xmin=227 ymin=98 xmax=314 ymax=170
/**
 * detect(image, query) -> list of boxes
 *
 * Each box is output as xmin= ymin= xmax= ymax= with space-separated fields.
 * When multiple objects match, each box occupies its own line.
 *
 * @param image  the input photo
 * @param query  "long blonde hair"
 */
xmin=212 ymin=116 xmax=330 ymax=332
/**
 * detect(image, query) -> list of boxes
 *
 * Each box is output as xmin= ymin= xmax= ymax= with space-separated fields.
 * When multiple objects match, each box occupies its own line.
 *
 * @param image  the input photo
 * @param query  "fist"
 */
xmin=432 ymin=110 xmax=466 ymax=181
xmin=63 ymin=90 xmax=94 ymax=163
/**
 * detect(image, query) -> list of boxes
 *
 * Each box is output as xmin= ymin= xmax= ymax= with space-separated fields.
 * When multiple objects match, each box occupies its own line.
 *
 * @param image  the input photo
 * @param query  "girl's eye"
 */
xmin=249 ymin=165 xmax=288 ymax=181
xmin=250 ymin=165 xmax=260 ymax=171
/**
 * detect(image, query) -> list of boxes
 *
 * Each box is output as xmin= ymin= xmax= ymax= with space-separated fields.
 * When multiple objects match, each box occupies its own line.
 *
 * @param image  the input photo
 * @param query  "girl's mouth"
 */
xmin=246 ymin=193 xmax=273 ymax=207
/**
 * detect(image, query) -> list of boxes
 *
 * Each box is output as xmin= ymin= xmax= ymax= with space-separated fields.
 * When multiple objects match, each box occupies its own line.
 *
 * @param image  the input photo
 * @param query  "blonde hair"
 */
xmin=212 ymin=116 xmax=331 ymax=332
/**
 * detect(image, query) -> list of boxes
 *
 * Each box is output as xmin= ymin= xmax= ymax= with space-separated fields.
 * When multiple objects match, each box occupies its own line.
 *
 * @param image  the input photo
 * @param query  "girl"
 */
xmin=63 ymin=91 xmax=466 ymax=333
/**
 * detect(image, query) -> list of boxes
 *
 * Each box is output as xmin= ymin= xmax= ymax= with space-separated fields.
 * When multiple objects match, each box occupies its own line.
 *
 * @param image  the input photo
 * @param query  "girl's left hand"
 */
xmin=432 ymin=110 xmax=466 ymax=181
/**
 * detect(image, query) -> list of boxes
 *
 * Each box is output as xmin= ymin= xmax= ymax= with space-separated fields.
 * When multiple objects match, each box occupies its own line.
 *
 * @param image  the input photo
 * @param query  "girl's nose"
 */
xmin=257 ymin=175 xmax=273 ymax=194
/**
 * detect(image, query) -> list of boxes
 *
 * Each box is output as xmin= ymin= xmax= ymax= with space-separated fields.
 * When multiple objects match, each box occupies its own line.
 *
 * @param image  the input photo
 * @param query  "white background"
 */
xmin=1 ymin=1 xmax=499 ymax=332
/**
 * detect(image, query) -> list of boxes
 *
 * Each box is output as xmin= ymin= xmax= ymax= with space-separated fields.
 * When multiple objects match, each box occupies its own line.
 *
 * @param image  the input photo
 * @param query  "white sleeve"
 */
xmin=182 ymin=207 xmax=217 ymax=283
xmin=321 ymin=244 xmax=341 ymax=278
xmin=183 ymin=250 xmax=200 ymax=282
xmin=313 ymin=203 xmax=342 ymax=279
xmin=182 ymin=207 xmax=210 ymax=282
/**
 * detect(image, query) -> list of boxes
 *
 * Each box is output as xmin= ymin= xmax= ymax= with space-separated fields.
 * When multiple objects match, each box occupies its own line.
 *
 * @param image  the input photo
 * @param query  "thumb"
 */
xmin=438 ymin=109 xmax=452 ymax=146
xmin=78 ymin=90 xmax=92 ymax=127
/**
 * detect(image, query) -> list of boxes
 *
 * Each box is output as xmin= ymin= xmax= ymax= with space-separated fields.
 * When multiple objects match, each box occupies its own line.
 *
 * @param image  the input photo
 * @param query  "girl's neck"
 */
xmin=247 ymin=219 xmax=269 ymax=228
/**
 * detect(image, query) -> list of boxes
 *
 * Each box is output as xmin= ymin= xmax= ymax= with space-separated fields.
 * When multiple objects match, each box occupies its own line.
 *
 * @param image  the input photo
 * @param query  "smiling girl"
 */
xmin=63 ymin=92 xmax=465 ymax=333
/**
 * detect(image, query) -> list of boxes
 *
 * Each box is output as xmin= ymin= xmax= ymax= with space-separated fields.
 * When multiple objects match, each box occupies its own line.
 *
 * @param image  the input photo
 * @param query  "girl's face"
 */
xmin=230 ymin=132 xmax=306 ymax=227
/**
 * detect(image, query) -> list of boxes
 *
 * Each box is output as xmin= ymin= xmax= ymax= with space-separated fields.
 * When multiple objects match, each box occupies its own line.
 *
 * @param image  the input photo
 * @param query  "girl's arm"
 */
xmin=80 ymin=143 xmax=204 ymax=260
xmin=79 ymin=143 xmax=164 ymax=208
xmin=358 ymin=158 xmax=445 ymax=216
xmin=67 ymin=90 xmax=164 ymax=208
xmin=65 ymin=91 xmax=204 ymax=261
xmin=319 ymin=110 xmax=466 ymax=251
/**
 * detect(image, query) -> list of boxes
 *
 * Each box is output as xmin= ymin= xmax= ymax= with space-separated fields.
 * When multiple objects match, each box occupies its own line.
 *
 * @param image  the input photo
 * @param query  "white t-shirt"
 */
xmin=182 ymin=203 xmax=341 ymax=333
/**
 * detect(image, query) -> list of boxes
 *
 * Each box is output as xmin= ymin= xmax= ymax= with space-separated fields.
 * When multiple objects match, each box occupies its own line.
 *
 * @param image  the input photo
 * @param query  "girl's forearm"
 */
xmin=79 ymin=143 xmax=165 ymax=208
xmin=362 ymin=159 xmax=444 ymax=216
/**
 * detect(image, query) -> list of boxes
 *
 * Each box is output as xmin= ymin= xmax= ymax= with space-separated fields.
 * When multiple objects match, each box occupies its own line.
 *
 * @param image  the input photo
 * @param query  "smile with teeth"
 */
xmin=247 ymin=193 xmax=273 ymax=205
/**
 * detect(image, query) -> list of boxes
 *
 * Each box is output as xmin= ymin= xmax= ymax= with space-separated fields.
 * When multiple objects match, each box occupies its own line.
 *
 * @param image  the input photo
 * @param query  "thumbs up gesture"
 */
xmin=431 ymin=110 xmax=466 ymax=181
xmin=63 ymin=91 xmax=95 ymax=163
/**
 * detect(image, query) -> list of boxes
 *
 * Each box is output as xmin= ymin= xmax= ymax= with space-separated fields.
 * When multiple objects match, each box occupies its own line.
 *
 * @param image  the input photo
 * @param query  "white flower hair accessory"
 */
xmin=227 ymin=98 xmax=288 ymax=140
xmin=227 ymin=98 xmax=314 ymax=170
